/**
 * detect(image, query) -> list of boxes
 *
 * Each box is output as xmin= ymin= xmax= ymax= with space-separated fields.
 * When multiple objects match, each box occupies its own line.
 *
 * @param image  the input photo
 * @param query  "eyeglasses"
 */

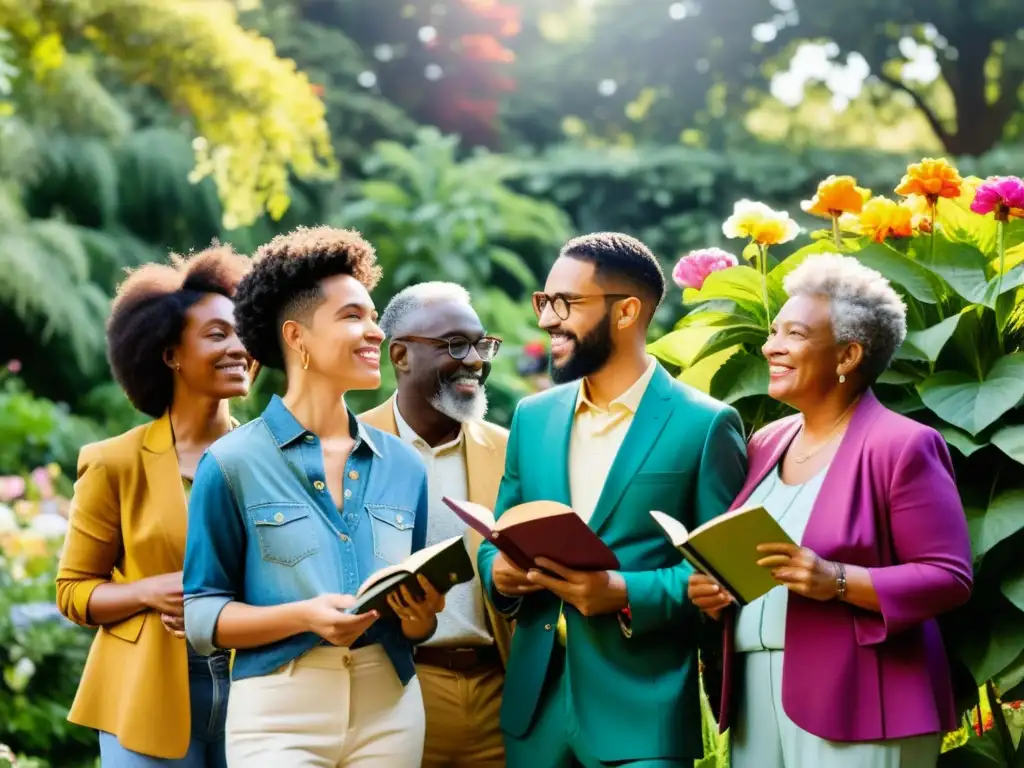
xmin=532 ymin=292 xmax=633 ymax=321
xmin=391 ymin=335 xmax=503 ymax=361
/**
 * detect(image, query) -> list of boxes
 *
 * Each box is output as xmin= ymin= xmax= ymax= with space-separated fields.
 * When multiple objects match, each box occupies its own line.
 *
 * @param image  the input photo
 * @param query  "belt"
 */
xmin=414 ymin=644 xmax=501 ymax=672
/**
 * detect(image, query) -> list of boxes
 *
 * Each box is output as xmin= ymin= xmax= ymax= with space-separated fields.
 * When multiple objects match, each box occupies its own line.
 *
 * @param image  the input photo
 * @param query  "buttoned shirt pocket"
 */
xmin=365 ymin=504 xmax=415 ymax=565
xmin=248 ymin=503 xmax=321 ymax=567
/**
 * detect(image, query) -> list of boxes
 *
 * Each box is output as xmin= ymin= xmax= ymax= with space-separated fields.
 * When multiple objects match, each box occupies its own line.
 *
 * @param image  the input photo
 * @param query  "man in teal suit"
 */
xmin=478 ymin=233 xmax=748 ymax=767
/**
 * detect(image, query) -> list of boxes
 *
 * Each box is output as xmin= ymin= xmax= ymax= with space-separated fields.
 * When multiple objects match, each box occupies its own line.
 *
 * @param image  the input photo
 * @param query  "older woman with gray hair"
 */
xmin=689 ymin=253 xmax=973 ymax=768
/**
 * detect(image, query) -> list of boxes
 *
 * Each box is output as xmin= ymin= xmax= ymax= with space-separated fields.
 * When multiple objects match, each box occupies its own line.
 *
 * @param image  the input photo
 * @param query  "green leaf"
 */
xmin=937 ymin=728 xmax=1010 ymax=768
xmin=695 ymin=325 xmax=768 ymax=363
xmin=896 ymin=310 xmax=971 ymax=363
xmin=710 ymin=352 xmax=769 ymax=404
xmin=940 ymin=426 xmax=989 ymax=457
xmin=918 ymin=353 xmax=1024 ymax=435
xmin=876 ymin=369 xmax=918 ymax=385
xmin=854 ymin=242 xmax=940 ymax=304
xmin=957 ymin=598 xmax=1024 ymax=689
xmin=928 ymin=239 xmax=991 ymax=306
xmin=991 ymin=425 xmax=1024 ymax=466
xmin=969 ymin=489 xmax=1024 ymax=561
xmin=648 ymin=325 xmax=721 ymax=368
xmin=682 ymin=266 xmax=769 ymax=323
xmin=677 ymin=345 xmax=740 ymax=393
xmin=770 ymin=239 xmax=844 ymax=283
xmin=1001 ymin=561 xmax=1024 ymax=614
xmin=487 ymin=246 xmax=536 ymax=290
xmin=937 ymin=195 xmax=1000 ymax=255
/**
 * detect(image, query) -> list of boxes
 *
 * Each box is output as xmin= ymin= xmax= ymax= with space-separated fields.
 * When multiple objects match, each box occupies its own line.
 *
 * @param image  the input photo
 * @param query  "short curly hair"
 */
xmin=107 ymin=244 xmax=252 ymax=418
xmin=784 ymin=253 xmax=907 ymax=384
xmin=234 ymin=226 xmax=383 ymax=369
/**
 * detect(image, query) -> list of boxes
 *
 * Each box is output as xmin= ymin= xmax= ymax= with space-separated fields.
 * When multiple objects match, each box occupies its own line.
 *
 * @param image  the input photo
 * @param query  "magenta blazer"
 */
xmin=717 ymin=390 xmax=973 ymax=742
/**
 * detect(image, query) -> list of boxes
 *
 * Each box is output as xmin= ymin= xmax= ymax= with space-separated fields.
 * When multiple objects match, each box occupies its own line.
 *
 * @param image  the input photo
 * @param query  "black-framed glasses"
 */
xmin=391 ymin=335 xmax=503 ymax=361
xmin=532 ymin=292 xmax=633 ymax=320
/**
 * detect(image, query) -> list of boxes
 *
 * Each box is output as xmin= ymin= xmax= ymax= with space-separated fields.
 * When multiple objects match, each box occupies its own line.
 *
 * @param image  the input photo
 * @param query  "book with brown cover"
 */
xmin=442 ymin=497 xmax=620 ymax=572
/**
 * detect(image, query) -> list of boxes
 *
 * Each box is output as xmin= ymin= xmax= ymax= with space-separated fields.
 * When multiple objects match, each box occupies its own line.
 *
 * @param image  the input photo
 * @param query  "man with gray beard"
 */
xmin=359 ymin=282 xmax=513 ymax=768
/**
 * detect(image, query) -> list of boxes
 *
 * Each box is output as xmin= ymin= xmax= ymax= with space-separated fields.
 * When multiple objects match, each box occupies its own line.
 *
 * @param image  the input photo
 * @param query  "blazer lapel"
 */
xmin=544 ymin=383 xmax=579 ymax=507
xmin=586 ymin=366 xmax=674 ymax=535
xmin=141 ymin=414 xmax=188 ymax=563
xmin=728 ymin=417 xmax=801 ymax=511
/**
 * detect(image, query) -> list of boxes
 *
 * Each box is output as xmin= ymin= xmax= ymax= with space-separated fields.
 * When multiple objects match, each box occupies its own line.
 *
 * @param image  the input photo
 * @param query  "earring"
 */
xmin=838 ymin=374 xmax=846 ymax=384
xmin=175 ymin=362 xmax=181 ymax=372
xmin=300 ymin=348 xmax=310 ymax=371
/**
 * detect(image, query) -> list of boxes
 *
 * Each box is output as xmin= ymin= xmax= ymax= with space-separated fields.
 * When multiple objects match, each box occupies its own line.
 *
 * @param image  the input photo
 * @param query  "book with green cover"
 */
xmin=649 ymin=506 xmax=794 ymax=606
xmin=346 ymin=534 xmax=475 ymax=617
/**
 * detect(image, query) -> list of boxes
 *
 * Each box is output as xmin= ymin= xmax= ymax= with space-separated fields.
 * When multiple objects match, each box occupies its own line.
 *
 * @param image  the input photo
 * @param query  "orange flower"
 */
xmin=801 ymin=175 xmax=871 ymax=218
xmin=857 ymin=196 xmax=914 ymax=243
xmin=895 ymin=158 xmax=963 ymax=202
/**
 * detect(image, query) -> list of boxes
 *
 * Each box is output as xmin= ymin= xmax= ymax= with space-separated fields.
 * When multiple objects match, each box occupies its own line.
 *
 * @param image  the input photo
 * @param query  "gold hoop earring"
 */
xmin=301 ymin=349 xmax=310 ymax=371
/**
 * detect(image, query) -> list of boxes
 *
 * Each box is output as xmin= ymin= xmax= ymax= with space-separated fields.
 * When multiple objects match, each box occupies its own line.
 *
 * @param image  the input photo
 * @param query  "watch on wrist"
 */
xmin=834 ymin=562 xmax=847 ymax=601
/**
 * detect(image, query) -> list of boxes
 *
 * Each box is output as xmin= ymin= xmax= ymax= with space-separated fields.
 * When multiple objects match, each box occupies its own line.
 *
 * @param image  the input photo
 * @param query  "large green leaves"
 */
xmin=710 ymin=352 xmax=768 ymax=404
xmin=897 ymin=310 xmax=972 ymax=363
xmin=682 ymin=266 xmax=776 ymax=323
xmin=968 ymin=489 xmax=1024 ymax=562
xmin=918 ymin=354 xmax=1024 ymax=436
xmin=855 ymin=242 xmax=941 ymax=304
xmin=991 ymin=425 xmax=1024 ymax=466
xmin=927 ymin=240 xmax=992 ymax=307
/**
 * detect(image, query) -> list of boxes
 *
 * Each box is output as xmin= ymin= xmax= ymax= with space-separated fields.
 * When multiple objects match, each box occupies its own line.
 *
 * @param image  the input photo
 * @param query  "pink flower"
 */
xmin=0 ymin=476 xmax=26 ymax=503
xmin=970 ymin=176 xmax=1024 ymax=221
xmin=5 ymin=359 xmax=21 ymax=374
xmin=31 ymin=467 xmax=54 ymax=500
xmin=672 ymin=248 xmax=739 ymax=290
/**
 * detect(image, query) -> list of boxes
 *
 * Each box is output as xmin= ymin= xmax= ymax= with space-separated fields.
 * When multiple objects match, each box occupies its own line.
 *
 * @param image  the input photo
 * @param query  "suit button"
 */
xmin=313 ymin=480 xmax=325 ymax=491
xmin=544 ymin=623 xmax=553 ymax=631
xmin=348 ymin=470 xmax=359 ymax=480
xmin=339 ymin=533 xmax=349 ymax=542
xmin=273 ymin=512 xmax=284 ymax=523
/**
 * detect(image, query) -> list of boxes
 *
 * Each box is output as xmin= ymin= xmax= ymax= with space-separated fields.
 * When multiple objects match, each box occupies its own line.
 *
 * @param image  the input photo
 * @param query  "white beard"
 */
xmin=430 ymin=382 xmax=488 ymax=424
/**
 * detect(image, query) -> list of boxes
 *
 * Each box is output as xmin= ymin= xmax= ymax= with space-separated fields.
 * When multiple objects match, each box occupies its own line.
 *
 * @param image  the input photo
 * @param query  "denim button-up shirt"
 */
xmin=183 ymin=396 xmax=428 ymax=683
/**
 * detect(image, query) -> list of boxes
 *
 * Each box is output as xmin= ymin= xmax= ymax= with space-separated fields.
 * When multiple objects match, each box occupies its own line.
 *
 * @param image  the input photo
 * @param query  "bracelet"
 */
xmin=834 ymin=562 xmax=847 ymax=601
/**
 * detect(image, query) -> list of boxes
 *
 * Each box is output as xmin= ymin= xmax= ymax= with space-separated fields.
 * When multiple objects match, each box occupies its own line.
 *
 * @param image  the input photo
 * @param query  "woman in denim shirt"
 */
xmin=56 ymin=245 xmax=252 ymax=766
xmin=183 ymin=227 xmax=444 ymax=768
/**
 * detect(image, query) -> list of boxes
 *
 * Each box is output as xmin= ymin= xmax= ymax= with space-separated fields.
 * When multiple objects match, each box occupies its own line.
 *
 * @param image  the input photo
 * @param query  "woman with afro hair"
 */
xmin=182 ymin=226 xmax=442 ymax=767
xmin=56 ymin=245 xmax=253 ymax=767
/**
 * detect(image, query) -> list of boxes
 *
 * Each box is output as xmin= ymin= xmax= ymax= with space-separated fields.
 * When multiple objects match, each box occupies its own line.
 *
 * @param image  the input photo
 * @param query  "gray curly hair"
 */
xmin=783 ymin=253 xmax=907 ymax=383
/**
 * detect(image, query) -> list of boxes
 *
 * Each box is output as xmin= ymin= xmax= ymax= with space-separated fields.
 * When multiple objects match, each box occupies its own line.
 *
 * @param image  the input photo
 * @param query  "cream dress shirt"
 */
xmin=393 ymin=401 xmax=493 ymax=648
xmin=568 ymin=356 xmax=659 ymax=523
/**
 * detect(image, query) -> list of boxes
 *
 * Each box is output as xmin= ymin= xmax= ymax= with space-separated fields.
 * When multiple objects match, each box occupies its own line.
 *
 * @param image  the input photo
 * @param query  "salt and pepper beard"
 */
xmin=430 ymin=376 xmax=489 ymax=424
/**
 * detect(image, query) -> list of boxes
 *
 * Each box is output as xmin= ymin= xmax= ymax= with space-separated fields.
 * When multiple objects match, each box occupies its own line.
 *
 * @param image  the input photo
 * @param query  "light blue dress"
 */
xmin=730 ymin=464 xmax=942 ymax=768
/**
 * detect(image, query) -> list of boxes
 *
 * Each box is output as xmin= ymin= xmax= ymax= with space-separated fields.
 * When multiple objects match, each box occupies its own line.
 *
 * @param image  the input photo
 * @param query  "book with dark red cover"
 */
xmin=442 ymin=497 xmax=620 ymax=572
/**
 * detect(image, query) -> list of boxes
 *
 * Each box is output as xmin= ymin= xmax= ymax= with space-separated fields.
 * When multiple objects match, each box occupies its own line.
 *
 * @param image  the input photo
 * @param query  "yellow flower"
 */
xmin=801 ymin=175 xmax=871 ymax=218
xmin=856 ymin=196 xmax=914 ymax=243
xmin=722 ymin=200 xmax=800 ymax=246
xmin=902 ymin=194 xmax=933 ymax=233
xmin=895 ymin=158 xmax=963 ymax=203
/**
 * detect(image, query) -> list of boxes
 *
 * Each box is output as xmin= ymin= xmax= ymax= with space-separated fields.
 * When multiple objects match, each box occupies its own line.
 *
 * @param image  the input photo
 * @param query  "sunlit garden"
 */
xmin=2 ymin=1 xmax=1024 ymax=766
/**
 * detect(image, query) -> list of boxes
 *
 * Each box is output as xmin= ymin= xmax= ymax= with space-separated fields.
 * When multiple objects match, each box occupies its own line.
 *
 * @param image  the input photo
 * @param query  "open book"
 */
xmin=649 ymin=507 xmax=794 ymax=606
xmin=346 ymin=535 xmax=475 ymax=617
xmin=443 ymin=497 xmax=620 ymax=572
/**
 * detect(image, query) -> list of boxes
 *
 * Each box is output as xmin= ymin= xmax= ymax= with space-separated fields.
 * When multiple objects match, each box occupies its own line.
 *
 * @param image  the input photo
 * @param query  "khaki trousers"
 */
xmin=225 ymin=645 xmax=425 ymax=768
xmin=417 ymin=661 xmax=505 ymax=767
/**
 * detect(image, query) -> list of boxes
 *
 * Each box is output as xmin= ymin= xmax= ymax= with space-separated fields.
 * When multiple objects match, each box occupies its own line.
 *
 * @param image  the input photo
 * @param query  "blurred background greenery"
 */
xmin=1 ymin=0 xmax=1024 ymax=765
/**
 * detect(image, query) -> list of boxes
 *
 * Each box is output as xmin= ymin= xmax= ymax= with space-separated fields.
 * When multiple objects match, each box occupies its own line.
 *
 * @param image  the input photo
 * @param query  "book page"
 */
xmin=649 ymin=510 xmax=689 ymax=548
xmin=356 ymin=535 xmax=462 ymax=596
xmin=495 ymin=500 xmax=574 ymax=529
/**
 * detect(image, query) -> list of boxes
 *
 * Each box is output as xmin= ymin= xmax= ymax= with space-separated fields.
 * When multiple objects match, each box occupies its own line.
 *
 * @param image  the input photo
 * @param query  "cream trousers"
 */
xmin=225 ymin=645 xmax=425 ymax=768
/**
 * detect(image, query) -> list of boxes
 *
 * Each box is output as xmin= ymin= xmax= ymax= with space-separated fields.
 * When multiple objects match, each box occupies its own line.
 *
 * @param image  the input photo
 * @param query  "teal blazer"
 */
xmin=478 ymin=364 xmax=748 ymax=763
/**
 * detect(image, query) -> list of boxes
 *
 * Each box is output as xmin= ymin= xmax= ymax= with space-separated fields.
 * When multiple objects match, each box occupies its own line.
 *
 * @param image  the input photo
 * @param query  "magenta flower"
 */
xmin=672 ymin=248 xmax=739 ymax=290
xmin=970 ymin=176 xmax=1024 ymax=221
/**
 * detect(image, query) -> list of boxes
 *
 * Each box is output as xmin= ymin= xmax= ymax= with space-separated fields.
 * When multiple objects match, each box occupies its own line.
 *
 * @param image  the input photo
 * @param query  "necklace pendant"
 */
xmin=794 ymin=454 xmax=807 ymax=463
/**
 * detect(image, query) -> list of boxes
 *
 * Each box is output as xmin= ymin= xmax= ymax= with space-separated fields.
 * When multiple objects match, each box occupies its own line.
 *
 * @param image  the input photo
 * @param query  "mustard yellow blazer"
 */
xmin=56 ymin=415 xmax=193 ymax=759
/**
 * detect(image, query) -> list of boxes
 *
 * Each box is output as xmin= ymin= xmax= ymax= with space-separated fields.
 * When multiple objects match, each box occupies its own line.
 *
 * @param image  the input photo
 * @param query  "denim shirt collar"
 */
xmin=262 ymin=395 xmax=380 ymax=458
